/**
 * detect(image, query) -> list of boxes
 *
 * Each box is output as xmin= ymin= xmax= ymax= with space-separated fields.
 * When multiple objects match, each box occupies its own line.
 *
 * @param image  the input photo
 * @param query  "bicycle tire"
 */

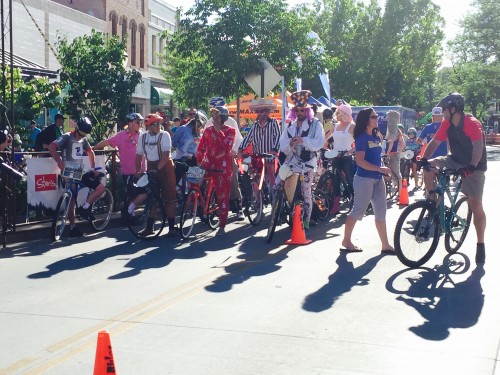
xmin=207 ymin=188 xmax=220 ymax=230
xmin=51 ymin=192 xmax=71 ymax=242
xmin=444 ymin=196 xmax=472 ymax=254
xmin=385 ymin=170 xmax=399 ymax=200
xmin=394 ymin=200 xmax=440 ymax=268
xmin=128 ymin=193 xmax=166 ymax=240
xmin=266 ymin=188 xmax=283 ymax=243
xmin=90 ymin=188 xmax=114 ymax=231
xmin=246 ymin=181 xmax=263 ymax=226
xmin=313 ymin=188 xmax=329 ymax=221
xmin=180 ymin=190 xmax=198 ymax=239
xmin=317 ymin=171 xmax=334 ymax=209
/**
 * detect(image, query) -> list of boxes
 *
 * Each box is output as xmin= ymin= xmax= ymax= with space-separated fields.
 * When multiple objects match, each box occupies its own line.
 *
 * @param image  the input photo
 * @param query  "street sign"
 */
xmin=244 ymin=57 xmax=282 ymax=98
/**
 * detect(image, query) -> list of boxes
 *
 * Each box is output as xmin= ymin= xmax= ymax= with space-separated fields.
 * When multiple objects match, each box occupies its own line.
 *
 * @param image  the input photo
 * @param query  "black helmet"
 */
xmin=437 ymin=93 xmax=465 ymax=112
xmin=322 ymin=108 xmax=334 ymax=118
xmin=76 ymin=117 xmax=93 ymax=134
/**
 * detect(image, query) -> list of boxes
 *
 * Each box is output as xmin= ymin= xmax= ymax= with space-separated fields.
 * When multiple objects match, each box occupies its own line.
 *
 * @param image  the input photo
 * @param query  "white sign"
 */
xmin=133 ymin=77 xmax=151 ymax=99
xmin=244 ymin=57 xmax=282 ymax=97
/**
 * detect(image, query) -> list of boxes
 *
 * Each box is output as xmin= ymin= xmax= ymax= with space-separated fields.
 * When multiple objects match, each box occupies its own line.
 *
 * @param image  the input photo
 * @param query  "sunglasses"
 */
xmin=256 ymin=109 xmax=269 ymax=113
xmin=149 ymin=123 xmax=160 ymax=127
xmin=369 ymin=115 xmax=378 ymax=119
xmin=295 ymin=108 xmax=306 ymax=113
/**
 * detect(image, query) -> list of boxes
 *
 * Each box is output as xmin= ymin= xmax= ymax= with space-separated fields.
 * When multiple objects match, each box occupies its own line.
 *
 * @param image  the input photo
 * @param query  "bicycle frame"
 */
xmin=188 ymin=175 xmax=217 ymax=218
xmin=430 ymin=171 xmax=463 ymax=233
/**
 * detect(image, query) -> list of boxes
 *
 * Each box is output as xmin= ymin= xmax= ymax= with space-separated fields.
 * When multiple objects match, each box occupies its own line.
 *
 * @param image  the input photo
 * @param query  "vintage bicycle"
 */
xmin=51 ymin=168 xmax=114 ymax=242
xmin=393 ymin=166 xmax=472 ymax=268
xmin=179 ymin=167 xmax=221 ymax=239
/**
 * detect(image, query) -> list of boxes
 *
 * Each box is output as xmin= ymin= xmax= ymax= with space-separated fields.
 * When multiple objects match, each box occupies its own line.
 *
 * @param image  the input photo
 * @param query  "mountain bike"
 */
xmin=127 ymin=171 xmax=166 ymax=240
xmin=394 ymin=167 xmax=472 ymax=268
xmin=179 ymin=167 xmax=221 ymax=239
xmin=51 ymin=169 xmax=114 ymax=242
xmin=266 ymin=162 xmax=329 ymax=243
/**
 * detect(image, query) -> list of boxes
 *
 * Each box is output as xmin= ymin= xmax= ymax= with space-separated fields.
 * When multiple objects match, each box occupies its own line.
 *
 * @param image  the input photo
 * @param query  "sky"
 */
xmin=180 ymin=0 xmax=474 ymax=66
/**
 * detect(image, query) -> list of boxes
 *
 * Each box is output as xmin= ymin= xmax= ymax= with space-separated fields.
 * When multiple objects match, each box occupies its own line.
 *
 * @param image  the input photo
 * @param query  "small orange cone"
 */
xmin=285 ymin=203 xmax=312 ymax=245
xmin=93 ymin=330 xmax=117 ymax=375
xmin=399 ymin=178 xmax=409 ymax=206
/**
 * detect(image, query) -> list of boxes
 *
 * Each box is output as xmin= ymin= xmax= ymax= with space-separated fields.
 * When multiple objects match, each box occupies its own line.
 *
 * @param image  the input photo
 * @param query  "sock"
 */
xmin=82 ymin=202 xmax=90 ymax=209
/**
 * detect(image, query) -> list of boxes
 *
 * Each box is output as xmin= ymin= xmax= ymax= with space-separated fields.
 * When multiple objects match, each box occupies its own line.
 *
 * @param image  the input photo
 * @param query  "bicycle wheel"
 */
xmin=394 ymin=200 xmax=440 ymax=268
xmin=207 ymin=188 xmax=220 ymax=230
xmin=180 ymin=190 xmax=198 ymax=239
xmin=444 ymin=196 xmax=472 ymax=254
xmin=51 ymin=192 xmax=71 ymax=242
xmin=90 ymin=188 xmax=114 ymax=231
xmin=385 ymin=171 xmax=399 ymax=200
xmin=317 ymin=171 xmax=334 ymax=208
xmin=266 ymin=188 xmax=283 ymax=243
xmin=313 ymin=188 xmax=329 ymax=221
xmin=246 ymin=181 xmax=263 ymax=226
xmin=128 ymin=193 xmax=166 ymax=240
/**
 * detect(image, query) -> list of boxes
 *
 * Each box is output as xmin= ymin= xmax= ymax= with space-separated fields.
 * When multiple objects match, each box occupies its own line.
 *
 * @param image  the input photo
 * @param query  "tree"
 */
xmin=162 ymin=0 xmax=334 ymax=109
xmin=57 ymin=30 xmax=142 ymax=142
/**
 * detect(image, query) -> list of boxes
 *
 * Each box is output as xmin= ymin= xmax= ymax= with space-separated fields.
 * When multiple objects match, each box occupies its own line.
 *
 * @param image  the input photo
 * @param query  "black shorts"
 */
xmin=81 ymin=171 xmax=102 ymax=190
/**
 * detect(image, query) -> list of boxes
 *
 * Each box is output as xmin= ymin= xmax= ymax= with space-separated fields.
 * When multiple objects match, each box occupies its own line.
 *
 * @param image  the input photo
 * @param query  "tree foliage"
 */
xmin=162 ymin=0 xmax=334 ymax=109
xmin=57 ymin=30 xmax=142 ymax=142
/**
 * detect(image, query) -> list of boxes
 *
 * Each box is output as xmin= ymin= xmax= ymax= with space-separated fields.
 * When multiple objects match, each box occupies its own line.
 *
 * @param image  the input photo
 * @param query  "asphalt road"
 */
xmin=1 ymin=146 xmax=499 ymax=374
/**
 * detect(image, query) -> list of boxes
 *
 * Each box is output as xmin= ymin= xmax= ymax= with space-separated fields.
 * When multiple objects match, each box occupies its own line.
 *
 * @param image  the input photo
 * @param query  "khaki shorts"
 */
xmin=431 ymin=156 xmax=485 ymax=200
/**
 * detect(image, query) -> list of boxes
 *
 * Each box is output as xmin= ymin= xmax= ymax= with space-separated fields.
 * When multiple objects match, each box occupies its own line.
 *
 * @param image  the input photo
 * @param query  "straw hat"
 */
xmin=249 ymin=98 xmax=277 ymax=111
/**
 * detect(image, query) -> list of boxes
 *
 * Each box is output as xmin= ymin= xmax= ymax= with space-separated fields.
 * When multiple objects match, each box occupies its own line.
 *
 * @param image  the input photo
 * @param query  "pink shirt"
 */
xmin=108 ymin=130 xmax=144 ymax=174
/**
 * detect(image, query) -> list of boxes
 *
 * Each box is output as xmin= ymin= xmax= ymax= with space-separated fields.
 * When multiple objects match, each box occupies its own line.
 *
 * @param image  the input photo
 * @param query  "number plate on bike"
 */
xmin=62 ymin=161 xmax=84 ymax=180
xmin=187 ymin=167 xmax=205 ymax=184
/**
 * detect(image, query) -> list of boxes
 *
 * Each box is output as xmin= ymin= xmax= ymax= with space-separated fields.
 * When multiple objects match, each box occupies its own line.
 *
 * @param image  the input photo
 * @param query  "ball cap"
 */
xmin=432 ymin=107 xmax=443 ymax=116
xmin=54 ymin=114 xmax=66 ymax=120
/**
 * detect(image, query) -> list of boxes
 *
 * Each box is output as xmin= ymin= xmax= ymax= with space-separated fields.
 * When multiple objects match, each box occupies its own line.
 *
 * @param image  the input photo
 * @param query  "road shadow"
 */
xmin=386 ymin=253 xmax=484 ymax=340
xmin=302 ymin=252 xmax=384 ymax=312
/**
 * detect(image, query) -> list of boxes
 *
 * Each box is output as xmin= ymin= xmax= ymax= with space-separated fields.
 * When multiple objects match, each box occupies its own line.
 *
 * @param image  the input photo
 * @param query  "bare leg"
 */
xmin=375 ymin=219 xmax=393 ymax=251
xmin=342 ymin=216 xmax=357 ymax=248
xmin=468 ymin=196 xmax=486 ymax=243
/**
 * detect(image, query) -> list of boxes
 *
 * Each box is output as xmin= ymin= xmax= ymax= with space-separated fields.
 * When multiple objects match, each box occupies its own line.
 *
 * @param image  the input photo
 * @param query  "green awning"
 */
xmin=151 ymin=86 xmax=173 ymax=106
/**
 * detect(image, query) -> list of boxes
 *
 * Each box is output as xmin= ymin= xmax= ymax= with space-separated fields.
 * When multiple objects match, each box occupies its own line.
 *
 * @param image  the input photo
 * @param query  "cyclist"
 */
xmin=238 ymin=98 xmax=281 ymax=192
xmin=134 ymin=113 xmax=178 ymax=237
xmin=404 ymin=127 xmax=421 ymax=189
xmin=329 ymin=103 xmax=355 ymax=215
xmin=420 ymin=93 xmax=487 ymax=264
xmin=196 ymin=106 xmax=236 ymax=236
xmin=417 ymin=106 xmax=448 ymax=158
xmin=94 ymin=113 xmax=145 ymax=220
xmin=48 ymin=117 xmax=105 ymax=237
xmin=279 ymin=90 xmax=325 ymax=231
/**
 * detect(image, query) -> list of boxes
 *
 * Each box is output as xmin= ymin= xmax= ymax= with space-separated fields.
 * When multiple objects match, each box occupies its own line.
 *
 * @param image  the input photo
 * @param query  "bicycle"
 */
xmin=238 ymin=153 xmax=275 ymax=226
xmin=266 ymin=162 xmax=329 ymax=243
xmin=179 ymin=167 xmax=221 ymax=239
xmin=393 ymin=167 xmax=472 ymax=268
xmin=51 ymin=169 xmax=114 ymax=242
xmin=400 ymin=149 xmax=423 ymax=190
xmin=127 ymin=171 xmax=166 ymax=240
xmin=317 ymin=149 xmax=354 ymax=213
xmin=382 ymin=154 xmax=399 ymax=200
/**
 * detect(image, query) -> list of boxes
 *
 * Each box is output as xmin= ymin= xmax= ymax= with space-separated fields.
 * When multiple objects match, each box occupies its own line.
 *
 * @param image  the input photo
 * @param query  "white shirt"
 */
xmin=205 ymin=116 xmax=243 ymax=152
xmin=136 ymin=130 xmax=171 ymax=162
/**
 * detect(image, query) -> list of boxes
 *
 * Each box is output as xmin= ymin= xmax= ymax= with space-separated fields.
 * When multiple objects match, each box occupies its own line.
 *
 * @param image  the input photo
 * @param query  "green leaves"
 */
xmin=57 ymin=30 xmax=142 ymax=142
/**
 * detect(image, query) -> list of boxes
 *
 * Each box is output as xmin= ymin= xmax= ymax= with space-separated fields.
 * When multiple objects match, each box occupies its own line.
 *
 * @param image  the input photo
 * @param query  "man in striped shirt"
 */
xmin=238 ymin=98 xmax=281 ymax=189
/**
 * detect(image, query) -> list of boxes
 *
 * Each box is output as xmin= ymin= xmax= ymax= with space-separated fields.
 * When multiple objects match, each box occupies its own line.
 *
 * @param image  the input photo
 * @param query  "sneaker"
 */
xmin=475 ymin=245 xmax=485 ymax=264
xmin=216 ymin=227 xmax=226 ymax=236
xmin=68 ymin=227 xmax=84 ymax=237
xmin=77 ymin=205 xmax=94 ymax=221
xmin=236 ymin=210 xmax=245 ymax=221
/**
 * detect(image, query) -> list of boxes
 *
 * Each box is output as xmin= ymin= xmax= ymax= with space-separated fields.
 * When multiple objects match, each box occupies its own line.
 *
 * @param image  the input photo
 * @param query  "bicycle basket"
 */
xmin=186 ymin=167 xmax=205 ymax=184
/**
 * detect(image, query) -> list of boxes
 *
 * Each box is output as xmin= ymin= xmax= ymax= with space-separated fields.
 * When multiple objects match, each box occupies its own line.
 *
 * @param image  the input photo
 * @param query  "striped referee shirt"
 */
xmin=240 ymin=118 xmax=281 ymax=154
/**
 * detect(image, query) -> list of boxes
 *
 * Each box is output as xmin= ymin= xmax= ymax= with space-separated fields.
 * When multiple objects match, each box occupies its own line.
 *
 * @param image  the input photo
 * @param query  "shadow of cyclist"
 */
xmin=392 ymin=254 xmax=485 ymax=340
xmin=302 ymin=252 xmax=383 ymax=312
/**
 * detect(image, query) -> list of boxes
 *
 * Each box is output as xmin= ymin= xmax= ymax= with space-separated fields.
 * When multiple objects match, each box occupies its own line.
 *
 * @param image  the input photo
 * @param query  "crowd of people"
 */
xmin=32 ymin=91 xmax=487 ymax=264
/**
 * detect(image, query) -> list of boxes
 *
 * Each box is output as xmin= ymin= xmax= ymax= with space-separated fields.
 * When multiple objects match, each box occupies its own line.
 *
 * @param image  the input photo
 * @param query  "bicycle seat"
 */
xmin=136 ymin=174 xmax=149 ymax=187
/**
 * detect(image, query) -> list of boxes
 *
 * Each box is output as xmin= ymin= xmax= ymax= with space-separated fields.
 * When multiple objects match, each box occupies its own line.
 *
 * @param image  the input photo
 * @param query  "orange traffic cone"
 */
xmin=285 ymin=203 xmax=312 ymax=245
xmin=93 ymin=330 xmax=117 ymax=375
xmin=399 ymin=178 xmax=409 ymax=206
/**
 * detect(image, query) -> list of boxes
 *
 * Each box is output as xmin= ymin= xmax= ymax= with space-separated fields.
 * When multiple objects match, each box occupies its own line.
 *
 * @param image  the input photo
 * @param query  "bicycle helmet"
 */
xmin=209 ymin=96 xmax=226 ymax=108
xmin=209 ymin=106 xmax=229 ymax=122
xmin=126 ymin=112 xmax=144 ymax=122
xmin=437 ymin=92 xmax=465 ymax=112
xmin=397 ymin=123 xmax=404 ymax=130
xmin=144 ymin=113 xmax=163 ymax=127
xmin=76 ymin=117 xmax=93 ymax=134
xmin=322 ymin=108 xmax=334 ymax=119
xmin=408 ymin=127 xmax=417 ymax=136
